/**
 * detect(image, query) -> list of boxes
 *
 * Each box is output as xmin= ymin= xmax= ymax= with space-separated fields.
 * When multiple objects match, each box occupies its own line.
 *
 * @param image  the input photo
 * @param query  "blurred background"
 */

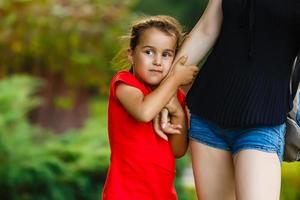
xmin=0 ymin=0 xmax=299 ymax=199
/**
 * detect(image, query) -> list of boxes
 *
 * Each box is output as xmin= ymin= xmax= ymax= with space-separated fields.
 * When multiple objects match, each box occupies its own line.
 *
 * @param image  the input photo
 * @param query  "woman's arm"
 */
xmin=174 ymin=0 xmax=223 ymax=66
xmin=155 ymin=0 xmax=223 ymax=137
xmin=165 ymin=97 xmax=189 ymax=158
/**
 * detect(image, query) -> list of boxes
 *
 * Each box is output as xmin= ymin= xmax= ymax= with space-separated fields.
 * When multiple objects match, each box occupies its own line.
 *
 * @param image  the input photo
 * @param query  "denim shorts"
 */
xmin=189 ymin=114 xmax=286 ymax=161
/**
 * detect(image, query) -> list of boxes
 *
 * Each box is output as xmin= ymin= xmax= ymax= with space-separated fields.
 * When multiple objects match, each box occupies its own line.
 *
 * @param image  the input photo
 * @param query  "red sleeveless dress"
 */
xmin=102 ymin=71 xmax=186 ymax=200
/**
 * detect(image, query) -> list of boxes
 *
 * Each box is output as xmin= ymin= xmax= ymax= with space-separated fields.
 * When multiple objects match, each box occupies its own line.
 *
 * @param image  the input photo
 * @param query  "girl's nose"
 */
xmin=153 ymin=56 xmax=162 ymax=66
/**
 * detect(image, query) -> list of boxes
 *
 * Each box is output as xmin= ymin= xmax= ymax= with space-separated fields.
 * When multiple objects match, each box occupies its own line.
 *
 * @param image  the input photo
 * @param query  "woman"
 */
xmin=157 ymin=0 xmax=300 ymax=199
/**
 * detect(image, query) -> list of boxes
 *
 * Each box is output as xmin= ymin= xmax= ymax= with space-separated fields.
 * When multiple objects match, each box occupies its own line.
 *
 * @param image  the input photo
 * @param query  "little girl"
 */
xmin=102 ymin=16 xmax=199 ymax=200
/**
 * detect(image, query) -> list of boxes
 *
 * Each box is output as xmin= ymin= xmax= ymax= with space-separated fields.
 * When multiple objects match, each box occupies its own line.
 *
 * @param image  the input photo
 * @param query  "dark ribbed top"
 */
xmin=187 ymin=0 xmax=300 ymax=128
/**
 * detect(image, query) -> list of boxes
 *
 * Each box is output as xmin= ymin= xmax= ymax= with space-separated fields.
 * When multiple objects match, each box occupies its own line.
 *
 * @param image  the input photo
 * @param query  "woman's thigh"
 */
xmin=190 ymin=140 xmax=235 ymax=200
xmin=232 ymin=123 xmax=284 ymax=200
xmin=234 ymin=149 xmax=281 ymax=200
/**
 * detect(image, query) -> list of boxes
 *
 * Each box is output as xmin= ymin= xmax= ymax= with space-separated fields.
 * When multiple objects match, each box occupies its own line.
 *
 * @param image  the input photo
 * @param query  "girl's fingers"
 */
xmin=153 ymin=114 xmax=168 ymax=141
xmin=170 ymin=124 xmax=182 ymax=129
xmin=162 ymin=123 xmax=182 ymax=134
xmin=160 ymin=108 xmax=169 ymax=129
xmin=163 ymin=127 xmax=181 ymax=134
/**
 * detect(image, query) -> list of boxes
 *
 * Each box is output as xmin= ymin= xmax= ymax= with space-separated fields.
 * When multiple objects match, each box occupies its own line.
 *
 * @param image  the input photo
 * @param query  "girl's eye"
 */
xmin=162 ymin=52 xmax=173 ymax=58
xmin=145 ymin=50 xmax=154 ymax=55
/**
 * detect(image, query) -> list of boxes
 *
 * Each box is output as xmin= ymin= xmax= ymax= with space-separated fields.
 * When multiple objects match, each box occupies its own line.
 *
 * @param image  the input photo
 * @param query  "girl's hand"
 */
xmin=153 ymin=108 xmax=182 ymax=141
xmin=153 ymin=113 xmax=168 ymax=141
xmin=169 ymin=56 xmax=199 ymax=86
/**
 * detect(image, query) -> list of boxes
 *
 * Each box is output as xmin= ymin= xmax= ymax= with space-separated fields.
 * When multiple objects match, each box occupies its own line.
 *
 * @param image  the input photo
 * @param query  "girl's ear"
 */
xmin=127 ymin=48 xmax=134 ymax=65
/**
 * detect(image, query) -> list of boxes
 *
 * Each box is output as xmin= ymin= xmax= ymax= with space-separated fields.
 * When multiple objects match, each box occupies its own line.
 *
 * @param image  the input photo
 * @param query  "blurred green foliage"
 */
xmin=281 ymin=163 xmax=300 ymax=200
xmin=0 ymin=75 xmax=109 ymax=200
xmin=0 ymin=0 xmax=137 ymax=95
xmin=134 ymin=0 xmax=208 ymax=31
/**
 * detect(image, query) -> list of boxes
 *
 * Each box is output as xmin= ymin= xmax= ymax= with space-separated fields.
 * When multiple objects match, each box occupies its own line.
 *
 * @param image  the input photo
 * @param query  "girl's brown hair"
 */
xmin=129 ymin=15 xmax=184 ymax=51
xmin=112 ymin=15 xmax=184 ymax=71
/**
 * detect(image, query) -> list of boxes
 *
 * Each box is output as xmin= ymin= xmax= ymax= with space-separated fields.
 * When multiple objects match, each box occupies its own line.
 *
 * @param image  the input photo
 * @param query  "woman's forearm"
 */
xmin=168 ymin=107 xmax=188 ymax=158
xmin=175 ymin=0 xmax=223 ymax=66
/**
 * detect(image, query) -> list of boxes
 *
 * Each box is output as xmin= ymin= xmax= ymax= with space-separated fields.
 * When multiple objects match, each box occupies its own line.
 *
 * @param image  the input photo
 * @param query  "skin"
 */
xmin=157 ymin=0 xmax=282 ymax=199
xmin=155 ymin=0 xmax=224 ymax=134
xmin=116 ymin=27 xmax=199 ymax=157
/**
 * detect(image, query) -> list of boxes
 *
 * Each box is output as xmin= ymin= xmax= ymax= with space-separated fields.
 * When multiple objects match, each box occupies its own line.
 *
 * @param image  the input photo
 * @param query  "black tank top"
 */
xmin=187 ymin=0 xmax=300 ymax=128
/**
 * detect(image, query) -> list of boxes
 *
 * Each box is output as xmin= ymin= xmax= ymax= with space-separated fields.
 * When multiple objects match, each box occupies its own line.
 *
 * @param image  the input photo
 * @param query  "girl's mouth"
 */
xmin=149 ymin=69 xmax=163 ymax=73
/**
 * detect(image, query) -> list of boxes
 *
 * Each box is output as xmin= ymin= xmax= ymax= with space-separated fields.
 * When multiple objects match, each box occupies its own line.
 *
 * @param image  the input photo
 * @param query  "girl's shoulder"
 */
xmin=109 ymin=71 xmax=149 ymax=98
xmin=111 ymin=71 xmax=135 ymax=83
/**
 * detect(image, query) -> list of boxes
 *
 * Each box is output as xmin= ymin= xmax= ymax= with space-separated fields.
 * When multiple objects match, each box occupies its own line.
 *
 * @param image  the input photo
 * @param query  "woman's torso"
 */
xmin=187 ymin=0 xmax=300 ymax=128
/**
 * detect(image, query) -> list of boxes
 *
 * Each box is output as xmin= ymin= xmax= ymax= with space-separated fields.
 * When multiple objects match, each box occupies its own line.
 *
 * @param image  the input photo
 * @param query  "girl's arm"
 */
xmin=116 ymin=57 xmax=199 ymax=123
xmin=174 ymin=0 xmax=223 ymax=66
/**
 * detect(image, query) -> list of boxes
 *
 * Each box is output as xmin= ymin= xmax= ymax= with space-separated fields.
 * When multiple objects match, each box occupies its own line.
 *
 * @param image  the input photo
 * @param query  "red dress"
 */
xmin=102 ymin=71 xmax=186 ymax=200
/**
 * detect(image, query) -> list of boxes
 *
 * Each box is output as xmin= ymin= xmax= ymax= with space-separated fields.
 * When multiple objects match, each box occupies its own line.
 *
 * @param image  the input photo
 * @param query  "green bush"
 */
xmin=281 ymin=162 xmax=300 ymax=200
xmin=0 ymin=75 xmax=109 ymax=200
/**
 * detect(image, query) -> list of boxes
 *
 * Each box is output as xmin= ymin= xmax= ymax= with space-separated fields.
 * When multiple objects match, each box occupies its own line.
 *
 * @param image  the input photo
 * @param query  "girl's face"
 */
xmin=128 ymin=28 xmax=177 ymax=87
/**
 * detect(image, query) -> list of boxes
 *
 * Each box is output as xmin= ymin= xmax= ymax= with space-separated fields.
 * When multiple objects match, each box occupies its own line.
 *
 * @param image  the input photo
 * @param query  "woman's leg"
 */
xmin=190 ymin=140 xmax=236 ymax=200
xmin=234 ymin=150 xmax=281 ymax=200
